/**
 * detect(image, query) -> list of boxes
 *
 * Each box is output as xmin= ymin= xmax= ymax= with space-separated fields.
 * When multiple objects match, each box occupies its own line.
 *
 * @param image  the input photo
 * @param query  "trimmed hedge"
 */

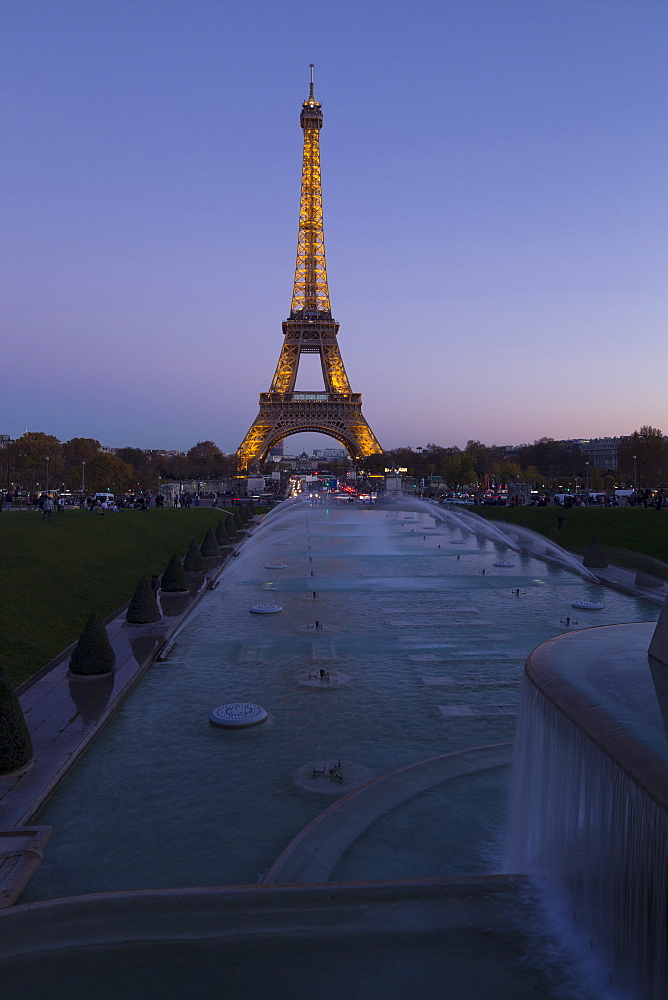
xmin=126 ymin=577 xmax=161 ymax=624
xmin=215 ymin=519 xmax=229 ymax=546
xmin=200 ymin=527 xmax=220 ymax=558
xmin=232 ymin=509 xmax=244 ymax=531
xmin=69 ymin=612 xmax=115 ymax=676
xmin=0 ymin=669 xmax=33 ymax=775
xmin=161 ymin=553 xmax=188 ymax=592
xmin=183 ymin=539 xmax=206 ymax=573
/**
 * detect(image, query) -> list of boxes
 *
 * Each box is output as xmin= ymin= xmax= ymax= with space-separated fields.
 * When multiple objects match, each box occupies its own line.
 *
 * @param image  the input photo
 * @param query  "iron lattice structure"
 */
xmin=236 ymin=69 xmax=382 ymax=470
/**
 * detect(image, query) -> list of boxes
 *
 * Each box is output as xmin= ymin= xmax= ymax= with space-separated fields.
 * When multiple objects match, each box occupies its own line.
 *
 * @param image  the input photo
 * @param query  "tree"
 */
xmin=618 ymin=427 xmax=667 ymax=489
xmin=69 ymin=613 xmax=115 ymax=677
xmin=126 ymin=578 xmax=161 ymax=624
xmin=186 ymin=441 xmax=226 ymax=479
xmin=12 ymin=432 xmax=63 ymax=490
xmin=200 ymin=527 xmax=220 ymax=558
xmin=0 ymin=669 xmax=33 ymax=775
xmin=116 ymin=447 xmax=146 ymax=470
xmin=465 ymin=441 xmax=496 ymax=479
xmin=62 ymin=437 xmax=101 ymax=467
xmin=183 ymin=539 xmax=206 ymax=573
xmin=83 ymin=453 xmax=134 ymax=494
xmin=161 ymin=553 xmax=188 ymax=592
xmin=215 ymin=519 xmax=231 ymax=545
xmin=220 ymin=514 xmax=237 ymax=539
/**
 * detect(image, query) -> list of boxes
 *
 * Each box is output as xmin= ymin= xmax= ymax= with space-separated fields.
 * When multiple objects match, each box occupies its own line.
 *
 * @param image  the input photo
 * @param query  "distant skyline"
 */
xmin=1 ymin=1 xmax=666 ymax=454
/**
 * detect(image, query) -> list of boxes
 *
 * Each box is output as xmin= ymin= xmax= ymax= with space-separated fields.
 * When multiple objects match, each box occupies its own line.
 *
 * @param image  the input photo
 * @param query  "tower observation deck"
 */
xmin=235 ymin=67 xmax=382 ymax=470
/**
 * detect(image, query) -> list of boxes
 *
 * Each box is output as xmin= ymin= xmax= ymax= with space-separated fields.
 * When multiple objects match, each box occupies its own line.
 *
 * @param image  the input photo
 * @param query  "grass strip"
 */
xmin=474 ymin=506 xmax=668 ymax=571
xmin=0 ymin=508 xmax=237 ymax=688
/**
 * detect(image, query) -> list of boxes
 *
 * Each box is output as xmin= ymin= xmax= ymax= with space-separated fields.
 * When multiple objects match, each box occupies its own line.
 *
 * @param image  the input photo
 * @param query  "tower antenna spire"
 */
xmin=309 ymin=63 xmax=314 ymax=99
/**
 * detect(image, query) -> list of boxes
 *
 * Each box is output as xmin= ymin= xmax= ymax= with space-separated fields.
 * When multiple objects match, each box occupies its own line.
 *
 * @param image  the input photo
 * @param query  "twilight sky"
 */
xmin=1 ymin=0 xmax=666 ymax=455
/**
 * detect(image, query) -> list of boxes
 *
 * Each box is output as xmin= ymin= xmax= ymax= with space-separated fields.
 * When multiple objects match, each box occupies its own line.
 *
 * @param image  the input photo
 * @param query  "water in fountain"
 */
xmin=10 ymin=498 xmax=659 ymax=998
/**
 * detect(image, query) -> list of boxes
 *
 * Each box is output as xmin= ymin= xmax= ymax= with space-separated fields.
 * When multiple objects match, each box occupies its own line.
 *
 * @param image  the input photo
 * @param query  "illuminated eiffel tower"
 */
xmin=236 ymin=67 xmax=382 ymax=470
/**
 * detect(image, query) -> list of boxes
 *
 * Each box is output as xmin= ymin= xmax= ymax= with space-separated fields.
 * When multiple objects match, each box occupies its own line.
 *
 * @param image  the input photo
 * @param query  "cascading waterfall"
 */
xmin=507 ymin=674 xmax=668 ymax=1000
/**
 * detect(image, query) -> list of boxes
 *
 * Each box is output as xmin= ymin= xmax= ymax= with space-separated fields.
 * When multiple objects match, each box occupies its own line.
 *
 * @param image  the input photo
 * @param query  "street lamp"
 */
xmin=416 ymin=446 xmax=423 ymax=497
xmin=81 ymin=461 xmax=86 ymax=495
xmin=45 ymin=457 xmax=50 ymax=494
xmin=585 ymin=461 xmax=589 ymax=492
xmin=633 ymin=455 xmax=637 ymax=491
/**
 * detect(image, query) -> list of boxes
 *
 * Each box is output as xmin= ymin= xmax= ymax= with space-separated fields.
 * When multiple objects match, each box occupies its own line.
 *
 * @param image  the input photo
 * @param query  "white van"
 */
xmin=93 ymin=493 xmax=115 ymax=505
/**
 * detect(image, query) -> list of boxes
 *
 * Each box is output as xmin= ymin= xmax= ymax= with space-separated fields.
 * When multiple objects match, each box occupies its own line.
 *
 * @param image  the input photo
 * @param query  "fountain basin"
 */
xmin=509 ymin=621 xmax=668 ymax=999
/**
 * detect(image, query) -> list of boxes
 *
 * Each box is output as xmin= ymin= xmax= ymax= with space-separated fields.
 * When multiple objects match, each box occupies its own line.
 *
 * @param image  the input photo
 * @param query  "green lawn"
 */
xmin=473 ymin=504 xmax=668 ymax=571
xmin=0 ymin=508 xmax=238 ymax=688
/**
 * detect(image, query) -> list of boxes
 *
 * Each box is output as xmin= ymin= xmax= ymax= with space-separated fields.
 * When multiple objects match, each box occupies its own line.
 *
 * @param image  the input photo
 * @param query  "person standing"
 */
xmin=42 ymin=496 xmax=54 ymax=522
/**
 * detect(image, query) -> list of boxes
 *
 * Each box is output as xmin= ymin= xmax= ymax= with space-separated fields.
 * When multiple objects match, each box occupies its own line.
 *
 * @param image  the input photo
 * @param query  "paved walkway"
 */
xmin=0 ymin=530 xmax=252 ymax=906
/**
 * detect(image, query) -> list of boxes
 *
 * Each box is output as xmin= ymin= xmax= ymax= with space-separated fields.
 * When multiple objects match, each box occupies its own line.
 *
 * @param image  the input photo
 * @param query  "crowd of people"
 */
xmin=0 ymin=489 xmax=259 ymax=513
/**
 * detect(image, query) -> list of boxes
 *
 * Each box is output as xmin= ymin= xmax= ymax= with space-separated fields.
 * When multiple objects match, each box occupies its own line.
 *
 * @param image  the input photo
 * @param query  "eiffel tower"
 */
xmin=236 ymin=67 xmax=382 ymax=470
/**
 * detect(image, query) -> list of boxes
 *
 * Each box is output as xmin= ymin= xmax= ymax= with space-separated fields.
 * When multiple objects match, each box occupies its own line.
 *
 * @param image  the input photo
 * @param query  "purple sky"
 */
xmin=1 ymin=0 xmax=666 ymax=456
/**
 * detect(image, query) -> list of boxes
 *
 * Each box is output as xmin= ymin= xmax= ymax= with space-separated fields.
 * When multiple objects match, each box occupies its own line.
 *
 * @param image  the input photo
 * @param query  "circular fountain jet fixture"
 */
xmin=209 ymin=702 xmax=268 ymax=728
xmin=264 ymin=563 xmax=288 ymax=569
xmin=494 ymin=561 xmax=516 ymax=568
xmin=571 ymin=599 xmax=605 ymax=610
xmin=249 ymin=603 xmax=283 ymax=614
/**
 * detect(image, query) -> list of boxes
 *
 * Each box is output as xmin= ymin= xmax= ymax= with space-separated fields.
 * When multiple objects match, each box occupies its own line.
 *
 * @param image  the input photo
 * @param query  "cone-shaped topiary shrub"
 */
xmin=69 ymin=613 xmax=115 ymax=677
xmin=183 ymin=538 xmax=206 ymax=573
xmin=201 ymin=527 xmax=220 ymax=558
xmin=636 ymin=551 xmax=664 ymax=589
xmin=238 ymin=505 xmax=250 ymax=525
xmin=161 ymin=553 xmax=188 ymax=592
xmin=215 ymin=519 xmax=229 ymax=546
xmin=224 ymin=513 xmax=237 ymax=537
xmin=126 ymin=577 xmax=161 ymax=624
xmin=583 ymin=536 xmax=608 ymax=569
xmin=0 ymin=668 xmax=33 ymax=775
xmin=232 ymin=508 xmax=244 ymax=531
xmin=248 ymin=501 xmax=257 ymax=516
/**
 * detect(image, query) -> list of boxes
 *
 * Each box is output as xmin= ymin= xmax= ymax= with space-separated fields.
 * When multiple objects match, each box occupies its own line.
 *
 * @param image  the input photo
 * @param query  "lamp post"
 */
xmin=585 ymin=461 xmax=589 ymax=492
xmin=81 ymin=461 xmax=86 ymax=496
xmin=45 ymin=457 xmax=50 ymax=494
xmin=633 ymin=455 xmax=637 ymax=491
xmin=416 ymin=446 xmax=423 ymax=497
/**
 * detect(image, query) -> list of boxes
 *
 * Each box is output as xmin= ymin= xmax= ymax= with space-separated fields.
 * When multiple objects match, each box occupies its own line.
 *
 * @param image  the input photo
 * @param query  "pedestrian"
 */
xmin=42 ymin=496 xmax=54 ymax=522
